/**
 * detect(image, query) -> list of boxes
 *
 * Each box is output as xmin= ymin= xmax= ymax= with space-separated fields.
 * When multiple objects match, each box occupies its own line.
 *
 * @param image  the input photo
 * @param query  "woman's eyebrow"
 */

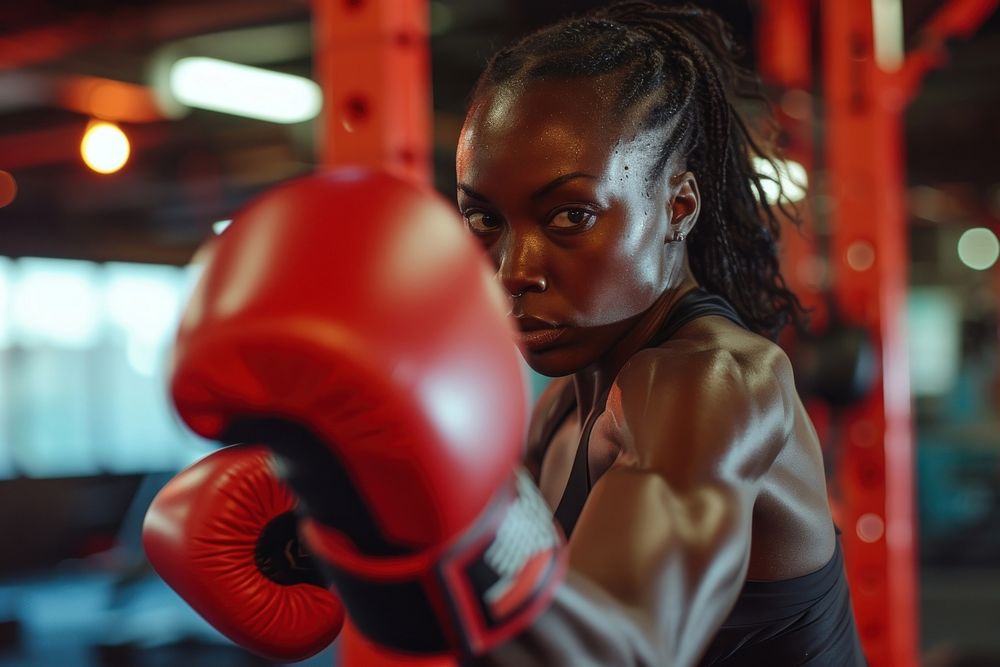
xmin=457 ymin=172 xmax=597 ymax=204
xmin=457 ymin=184 xmax=491 ymax=202
xmin=530 ymin=172 xmax=597 ymax=200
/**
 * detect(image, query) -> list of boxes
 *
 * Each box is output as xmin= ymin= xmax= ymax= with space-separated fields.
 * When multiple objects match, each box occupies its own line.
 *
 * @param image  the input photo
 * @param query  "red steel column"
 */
xmin=821 ymin=2 xmax=917 ymax=665
xmin=312 ymin=2 xmax=450 ymax=664
xmin=756 ymin=0 xmax=826 ymax=321
xmin=312 ymin=0 xmax=432 ymax=186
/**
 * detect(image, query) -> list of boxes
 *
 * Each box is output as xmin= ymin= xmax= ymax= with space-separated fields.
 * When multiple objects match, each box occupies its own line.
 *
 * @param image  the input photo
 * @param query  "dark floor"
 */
xmin=0 ymin=566 xmax=996 ymax=666
xmin=0 ymin=569 xmax=337 ymax=667
xmin=921 ymin=568 xmax=1000 ymax=663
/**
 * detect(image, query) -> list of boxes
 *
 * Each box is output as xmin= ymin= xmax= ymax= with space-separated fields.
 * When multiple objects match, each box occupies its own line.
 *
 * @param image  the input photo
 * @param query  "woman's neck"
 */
xmin=571 ymin=274 xmax=699 ymax=425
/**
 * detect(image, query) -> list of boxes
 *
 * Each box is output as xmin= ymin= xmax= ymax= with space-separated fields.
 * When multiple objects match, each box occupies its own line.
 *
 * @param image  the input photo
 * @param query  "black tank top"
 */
xmin=544 ymin=288 xmax=867 ymax=666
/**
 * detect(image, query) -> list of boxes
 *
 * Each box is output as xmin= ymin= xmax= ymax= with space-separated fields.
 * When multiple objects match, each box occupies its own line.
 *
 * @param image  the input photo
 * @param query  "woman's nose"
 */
xmin=496 ymin=230 xmax=547 ymax=297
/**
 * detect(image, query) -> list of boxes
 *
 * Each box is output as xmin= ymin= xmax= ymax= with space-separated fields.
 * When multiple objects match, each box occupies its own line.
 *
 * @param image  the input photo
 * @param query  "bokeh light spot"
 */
xmin=81 ymin=121 xmax=130 ymax=174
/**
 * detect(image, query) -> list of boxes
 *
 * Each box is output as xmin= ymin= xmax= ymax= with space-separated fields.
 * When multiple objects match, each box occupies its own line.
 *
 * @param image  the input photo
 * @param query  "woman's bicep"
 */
xmin=560 ymin=347 xmax=787 ymax=664
xmin=566 ymin=465 xmax=754 ymax=666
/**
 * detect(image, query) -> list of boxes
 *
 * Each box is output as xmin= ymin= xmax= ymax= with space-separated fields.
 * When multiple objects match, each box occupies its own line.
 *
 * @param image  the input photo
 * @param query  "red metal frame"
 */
xmin=762 ymin=1 xmax=996 ymax=666
xmin=822 ymin=4 xmax=917 ymax=664
xmin=757 ymin=0 xmax=812 ymax=90
xmin=757 ymin=0 xmax=825 ymax=323
xmin=824 ymin=2 xmax=996 ymax=664
xmin=312 ymin=0 xmax=432 ymax=186
xmin=312 ymin=2 xmax=447 ymax=664
xmin=898 ymin=0 xmax=999 ymax=101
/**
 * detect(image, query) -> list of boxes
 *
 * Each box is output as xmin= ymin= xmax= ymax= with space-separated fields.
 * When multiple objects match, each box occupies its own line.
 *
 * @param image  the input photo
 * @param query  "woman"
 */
xmin=457 ymin=2 xmax=866 ymax=665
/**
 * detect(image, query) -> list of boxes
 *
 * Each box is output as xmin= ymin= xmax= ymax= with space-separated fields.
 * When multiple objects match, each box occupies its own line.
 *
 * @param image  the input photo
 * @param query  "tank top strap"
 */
xmin=649 ymin=288 xmax=748 ymax=347
xmin=552 ymin=384 xmax=610 ymax=538
xmin=538 ymin=380 xmax=577 ymax=455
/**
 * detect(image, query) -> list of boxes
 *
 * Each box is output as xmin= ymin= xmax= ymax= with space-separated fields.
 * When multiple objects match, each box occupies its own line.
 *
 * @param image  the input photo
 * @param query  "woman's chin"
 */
xmin=520 ymin=345 xmax=585 ymax=378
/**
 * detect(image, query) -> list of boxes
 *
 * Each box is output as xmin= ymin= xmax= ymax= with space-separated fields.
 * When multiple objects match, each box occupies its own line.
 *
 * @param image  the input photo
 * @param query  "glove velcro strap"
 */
xmin=304 ymin=470 xmax=566 ymax=657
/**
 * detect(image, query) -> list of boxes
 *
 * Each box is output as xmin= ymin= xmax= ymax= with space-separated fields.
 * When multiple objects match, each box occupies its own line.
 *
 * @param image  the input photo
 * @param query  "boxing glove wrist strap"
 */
xmin=304 ymin=470 xmax=566 ymax=656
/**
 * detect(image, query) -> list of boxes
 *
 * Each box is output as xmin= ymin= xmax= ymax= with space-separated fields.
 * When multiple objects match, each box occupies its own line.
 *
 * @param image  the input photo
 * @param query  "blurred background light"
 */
xmin=105 ymin=263 xmax=183 ymax=377
xmin=846 ymin=240 xmax=877 ymax=272
xmin=957 ymin=227 xmax=1000 ymax=271
xmin=11 ymin=258 xmax=102 ymax=348
xmin=779 ymin=88 xmax=813 ymax=121
xmin=167 ymin=57 xmax=322 ymax=124
xmin=0 ymin=170 xmax=16 ymax=207
xmin=907 ymin=288 xmax=962 ymax=397
xmin=0 ymin=257 xmax=11 ymax=348
xmin=872 ymin=0 xmax=905 ymax=72
xmin=212 ymin=219 xmax=232 ymax=235
xmin=80 ymin=121 xmax=130 ymax=174
xmin=59 ymin=75 xmax=163 ymax=123
xmin=753 ymin=156 xmax=808 ymax=204
xmin=857 ymin=512 xmax=887 ymax=543
xmin=0 ymin=256 xmax=210 ymax=479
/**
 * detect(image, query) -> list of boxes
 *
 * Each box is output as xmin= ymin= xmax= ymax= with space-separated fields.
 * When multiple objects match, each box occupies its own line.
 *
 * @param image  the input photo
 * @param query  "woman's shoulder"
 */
xmin=605 ymin=318 xmax=795 ymax=467
xmin=627 ymin=314 xmax=792 ymax=391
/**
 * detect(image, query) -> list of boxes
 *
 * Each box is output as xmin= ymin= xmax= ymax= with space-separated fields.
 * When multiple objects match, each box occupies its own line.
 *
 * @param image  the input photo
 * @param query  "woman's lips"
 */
xmin=519 ymin=326 xmax=567 ymax=350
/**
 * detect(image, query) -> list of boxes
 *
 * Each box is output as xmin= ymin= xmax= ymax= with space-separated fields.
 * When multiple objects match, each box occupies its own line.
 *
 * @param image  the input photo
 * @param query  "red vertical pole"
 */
xmin=757 ymin=0 xmax=812 ymax=90
xmin=757 ymin=0 xmax=846 ymax=528
xmin=821 ymin=1 xmax=918 ymax=665
xmin=756 ymin=0 xmax=825 ymax=319
xmin=312 ymin=2 xmax=450 ymax=664
xmin=312 ymin=0 xmax=432 ymax=187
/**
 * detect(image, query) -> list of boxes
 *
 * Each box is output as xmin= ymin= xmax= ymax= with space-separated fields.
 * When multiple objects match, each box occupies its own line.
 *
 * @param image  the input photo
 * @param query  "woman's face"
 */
xmin=456 ymin=78 xmax=693 ymax=376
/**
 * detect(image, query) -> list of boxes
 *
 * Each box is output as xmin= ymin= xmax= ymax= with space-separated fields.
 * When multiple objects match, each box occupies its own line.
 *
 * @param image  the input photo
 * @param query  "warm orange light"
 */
xmin=0 ymin=171 xmax=16 ymax=208
xmin=81 ymin=121 xmax=130 ymax=174
xmin=59 ymin=75 xmax=163 ymax=123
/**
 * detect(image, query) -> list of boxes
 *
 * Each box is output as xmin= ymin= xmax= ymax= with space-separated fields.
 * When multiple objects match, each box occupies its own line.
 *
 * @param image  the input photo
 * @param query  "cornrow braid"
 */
xmin=470 ymin=1 xmax=805 ymax=339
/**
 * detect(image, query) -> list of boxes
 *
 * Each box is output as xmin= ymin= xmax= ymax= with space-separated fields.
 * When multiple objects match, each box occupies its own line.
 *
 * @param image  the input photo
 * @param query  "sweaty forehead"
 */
xmin=457 ymin=77 xmax=639 ymax=179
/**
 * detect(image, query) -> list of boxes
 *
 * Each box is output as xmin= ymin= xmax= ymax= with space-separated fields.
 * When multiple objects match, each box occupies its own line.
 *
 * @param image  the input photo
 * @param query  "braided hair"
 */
xmin=469 ymin=1 xmax=805 ymax=339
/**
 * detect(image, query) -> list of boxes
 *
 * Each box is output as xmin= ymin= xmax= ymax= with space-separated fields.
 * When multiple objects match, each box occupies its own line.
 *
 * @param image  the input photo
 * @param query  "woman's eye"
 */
xmin=550 ymin=208 xmax=595 ymax=229
xmin=464 ymin=211 xmax=499 ymax=234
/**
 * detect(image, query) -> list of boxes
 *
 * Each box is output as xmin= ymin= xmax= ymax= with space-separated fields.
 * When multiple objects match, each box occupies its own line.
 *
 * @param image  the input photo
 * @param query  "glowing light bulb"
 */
xmin=81 ymin=121 xmax=130 ymax=174
xmin=957 ymin=227 xmax=1000 ymax=271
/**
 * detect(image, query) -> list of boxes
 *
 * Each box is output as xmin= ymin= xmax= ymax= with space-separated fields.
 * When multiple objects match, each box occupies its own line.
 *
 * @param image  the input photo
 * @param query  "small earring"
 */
xmin=670 ymin=230 xmax=685 ymax=243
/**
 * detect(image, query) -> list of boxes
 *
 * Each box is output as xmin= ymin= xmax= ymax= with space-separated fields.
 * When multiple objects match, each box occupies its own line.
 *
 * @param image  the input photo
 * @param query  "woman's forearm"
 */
xmin=469 ymin=571 xmax=663 ymax=667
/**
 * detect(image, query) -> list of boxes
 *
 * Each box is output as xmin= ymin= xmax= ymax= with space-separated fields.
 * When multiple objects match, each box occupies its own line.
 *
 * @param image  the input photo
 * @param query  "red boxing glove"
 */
xmin=170 ymin=170 xmax=565 ymax=657
xmin=142 ymin=444 xmax=345 ymax=661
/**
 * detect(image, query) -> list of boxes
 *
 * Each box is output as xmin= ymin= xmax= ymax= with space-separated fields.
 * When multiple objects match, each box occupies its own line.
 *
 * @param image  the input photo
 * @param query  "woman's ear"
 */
xmin=666 ymin=171 xmax=700 ymax=243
